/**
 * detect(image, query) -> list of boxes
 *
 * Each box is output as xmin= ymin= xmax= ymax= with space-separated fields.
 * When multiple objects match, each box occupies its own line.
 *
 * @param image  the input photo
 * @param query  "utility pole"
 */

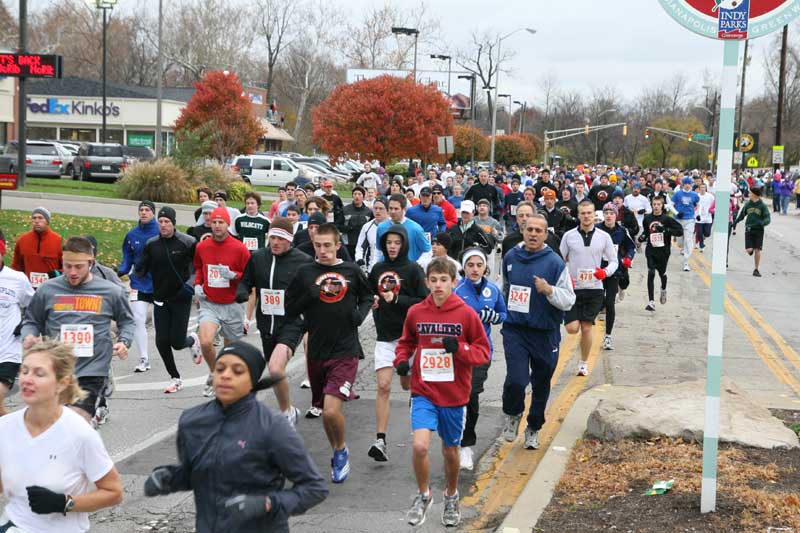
xmin=775 ymin=25 xmax=788 ymax=171
xmin=736 ymin=39 xmax=749 ymax=170
xmin=155 ymin=0 xmax=163 ymax=157
xmin=16 ymin=0 xmax=28 ymax=187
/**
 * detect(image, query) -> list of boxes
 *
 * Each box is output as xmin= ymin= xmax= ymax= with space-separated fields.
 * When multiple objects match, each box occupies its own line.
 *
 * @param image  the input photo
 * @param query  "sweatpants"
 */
xmin=501 ymin=325 xmax=560 ymax=432
xmin=461 ymin=362 xmax=491 ymax=447
xmin=130 ymin=299 xmax=152 ymax=363
xmin=695 ymin=222 xmax=712 ymax=249
xmin=677 ymin=218 xmax=695 ymax=262
xmin=602 ymin=277 xmax=619 ymax=335
xmin=153 ymin=292 xmax=194 ymax=380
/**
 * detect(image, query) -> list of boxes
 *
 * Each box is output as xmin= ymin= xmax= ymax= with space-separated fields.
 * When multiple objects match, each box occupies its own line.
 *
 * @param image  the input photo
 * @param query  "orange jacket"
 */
xmin=11 ymin=228 xmax=63 ymax=281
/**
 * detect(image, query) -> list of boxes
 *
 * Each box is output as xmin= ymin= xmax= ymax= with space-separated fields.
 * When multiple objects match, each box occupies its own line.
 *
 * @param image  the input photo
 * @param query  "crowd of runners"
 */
xmin=0 ymin=161 xmax=778 ymax=530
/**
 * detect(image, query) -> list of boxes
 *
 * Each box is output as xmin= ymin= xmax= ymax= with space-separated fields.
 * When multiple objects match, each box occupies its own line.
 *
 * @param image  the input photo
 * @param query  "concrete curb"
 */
xmin=2 ymin=191 xmax=198 ymax=212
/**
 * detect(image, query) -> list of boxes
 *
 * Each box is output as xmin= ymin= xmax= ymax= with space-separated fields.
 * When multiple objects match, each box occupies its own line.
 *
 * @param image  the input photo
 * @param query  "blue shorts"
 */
xmin=410 ymin=395 xmax=466 ymax=448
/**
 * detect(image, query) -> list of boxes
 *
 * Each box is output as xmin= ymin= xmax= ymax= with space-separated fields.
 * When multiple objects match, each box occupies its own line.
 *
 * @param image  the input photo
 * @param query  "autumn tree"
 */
xmin=174 ymin=71 xmax=264 ymax=162
xmin=494 ymin=134 xmax=537 ymax=167
xmin=312 ymin=75 xmax=453 ymax=164
xmin=453 ymin=124 xmax=489 ymax=163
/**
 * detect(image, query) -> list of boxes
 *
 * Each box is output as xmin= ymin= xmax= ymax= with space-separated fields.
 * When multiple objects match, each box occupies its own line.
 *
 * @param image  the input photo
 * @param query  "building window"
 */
xmin=28 ymin=126 xmax=58 ymax=140
xmin=104 ymin=129 xmax=124 ymax=144
xmin=60 ymin=128 xmax=97 ymax=142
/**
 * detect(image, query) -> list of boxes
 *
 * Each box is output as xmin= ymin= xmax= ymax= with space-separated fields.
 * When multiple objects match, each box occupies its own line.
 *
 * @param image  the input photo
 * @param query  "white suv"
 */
xmin=233 ymin=154 xmax=301 ymax=186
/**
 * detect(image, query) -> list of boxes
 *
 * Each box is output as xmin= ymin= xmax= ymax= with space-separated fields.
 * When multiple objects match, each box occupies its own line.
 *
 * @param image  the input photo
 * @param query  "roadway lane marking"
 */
xmin=111 ymin=423 xmax=179 ymax=464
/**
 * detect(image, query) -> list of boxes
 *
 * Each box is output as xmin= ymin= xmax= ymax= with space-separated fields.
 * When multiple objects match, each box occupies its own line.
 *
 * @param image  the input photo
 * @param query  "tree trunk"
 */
xmin=292 ymin=89 xmax=309 ymax=150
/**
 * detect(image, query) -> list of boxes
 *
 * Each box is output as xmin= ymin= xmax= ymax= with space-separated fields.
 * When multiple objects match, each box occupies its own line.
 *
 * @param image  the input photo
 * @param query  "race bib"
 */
xmin=650 ymin=232 xmax=665 ymax=248
xmin=260 ymin=289 xmax=285 ymax=316
xmin=129 ymin=289 xmax=138 ymax=302
xmin=30 ymin=272 xmax=48 ymax=288
xmin=425 ymin=232 xmax=432 ymax=243
xmin=243 ymin=237 xmax=258 ymax=251
xmin=61 ymin=324 xmax=93 ymax=358
xmin=508 ymin=284 xmax=531 ymax=313
xmin=577 ymin=268 xmax=595 ymax=289
xmin=613 ymin=244 xmax=619 ymax=255
xmin=420 ymin=348 xmax=454 ymax=382
xmin=207 ymin=265 xmax=230 ymax=288
xmin=326 ymin=212 xmax=334 ymax=223
xmin=510 ymin=204 xmax=517 ymax=216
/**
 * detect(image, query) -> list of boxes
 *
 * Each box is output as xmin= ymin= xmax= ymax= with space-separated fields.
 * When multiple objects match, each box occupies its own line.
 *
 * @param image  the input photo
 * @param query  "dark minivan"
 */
xmin=73 ymin=142 xmax=126 ymax=181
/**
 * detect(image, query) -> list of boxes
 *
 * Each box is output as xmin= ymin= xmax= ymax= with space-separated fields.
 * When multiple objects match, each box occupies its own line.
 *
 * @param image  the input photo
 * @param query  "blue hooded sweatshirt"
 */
xmin=502 ymin=245 xmax=568 ymax=331
xmin=455 ymin=276 xmax=506 ymax=359
xmin=119 ymin=218 xmax=159 ymax=293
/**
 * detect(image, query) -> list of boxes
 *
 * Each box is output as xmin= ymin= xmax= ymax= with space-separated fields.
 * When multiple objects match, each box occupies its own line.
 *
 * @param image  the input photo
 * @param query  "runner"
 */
xmin=638 ymin=195 xmax=684 ymax=312
xmin=560 ymin=200 xmax=618 ymax=377
xmin=214 ymin=190 xmax=242 ymax=231
xmin=671 ymin=177 xmax=700 ymax=271
xmin=394 ymin=257 xmax=490 ymax=527
xmin=454 ymin=248 xmax=506 ymax=470
xmin=588 ymin=174 xmax=615 ymax=211
xmin=319 ymin=179 xmax=345 ymax=228
xmin=376 ymin=194 xmax=432 ymax=263
xmin=11 ymin=207 xmax=62 ymax=290
xmin=193 ymin=207 xmax=251 ymax=397
xmin=503 ymin=178 xmax=525 ymax=232
xmin=236 ymin=217 xmax=312 ymax=426
xmin=342 ymin=186 xmax=373 ymax=259
xmin=501 ymin=214 xmax=575 ymax=448
xmin=431 ymin=184 xmax=458 ymax=228
xmin=193 ymin=187 xmax=213 ymax=223
xmin=406 ymin=187 xmax=447 ymax=244
xmin=733 ymin=185 xmax=771 ymax=277
xmin=0 ymin=339 xmax=123 ymax=532
xmin=464 ymin=169 xmax=502 ymax=215
xmin=501 ymin=200 xmax=537 ymax=258
xmin=21 ymin=236 xmax=136 ymax=427
xmin=356 ymin=161 xmax=381 ymax=189
xmin=597 ymin=203 xmax=636 ymax=350
xmin=355 ymin=197 xmax=389 ymax=273
xmin=695 ymin=182 xmax=715 ymax=253
xmin=134 ymin=206 xmax=201 ymax=393
xmin=233 ymin=191 xmax=271 ymax=333
xmin=419 ymin=232 xmax=462 ymax=277
xmin=297 ymin=212 xmax=353 ymax=261
xmin=187 ymin=201 xmax=217 ymax=242
xmin=446 ymin=201 xmax=495 ymax=260
xmin=142 ymin=341 xmax=328 ymax=531
xmin=118 ymin=200 xmax=159 ymax=373
xmin=0 ymin=230 xmax=34 ymax=416
xmin=367 ymin=224 xmax=428 ymax=462
xmin=623 ymin=182 xmax=651 ymax=237
xmin=284 ymin=223 xmax=373 ymax=483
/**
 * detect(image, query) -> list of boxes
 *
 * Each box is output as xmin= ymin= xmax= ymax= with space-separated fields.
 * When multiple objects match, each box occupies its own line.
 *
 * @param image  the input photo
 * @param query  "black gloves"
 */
xmin=144 ymin=465 xmax=180 ymax=497
xmin=47 ymin=270 xmax=61 ymax=279
xmin=356 ymin=259 xmax=365 ymax=267
xmin=396 ymin=360 xmax=410 ymax=376
xmin=637 ymin=209 xmax=646 ymax=215
xmin=27 ymin=486 xmax=67 ymax=515
xmin=695 ymin=215 xmax=701 ymax=222
xmin=13 ymin=322 xmax=22 ymax=337
xmin=224 ymin=494 xmax=270 ymax=525
xmin=443 ymin=336 xmax=459 ymax=355
xmin=637 ymin=232 xmax=648 ymax=243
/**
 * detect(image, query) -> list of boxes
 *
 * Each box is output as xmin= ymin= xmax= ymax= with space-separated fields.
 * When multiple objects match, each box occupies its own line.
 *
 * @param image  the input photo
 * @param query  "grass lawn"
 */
xmin=20 ymin=177 xmax=120 ymax=199
xmin=0 ymin=209 xmax=186 ymax=270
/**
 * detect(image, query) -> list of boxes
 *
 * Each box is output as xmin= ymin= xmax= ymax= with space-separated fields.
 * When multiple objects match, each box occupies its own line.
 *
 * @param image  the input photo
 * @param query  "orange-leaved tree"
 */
xmin=453 ymin=124 xmax=489 ymax=163
xmin=174 ymin=71 xmax=264 ymax=162
xmin=495 ymin=134 xmax=538 ymax=167
xmin=312 ymin=75 xmax=454 ymax=164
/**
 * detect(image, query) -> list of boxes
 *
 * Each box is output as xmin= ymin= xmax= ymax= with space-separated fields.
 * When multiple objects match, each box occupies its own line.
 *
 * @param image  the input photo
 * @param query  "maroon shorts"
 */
xmin=307 ymin=357 xmax=359 ymax=402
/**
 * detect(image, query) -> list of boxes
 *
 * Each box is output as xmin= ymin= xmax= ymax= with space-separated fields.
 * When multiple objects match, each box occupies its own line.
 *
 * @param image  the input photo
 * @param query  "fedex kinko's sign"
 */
xmin=658 ymin=0 xmax=800 ymax=40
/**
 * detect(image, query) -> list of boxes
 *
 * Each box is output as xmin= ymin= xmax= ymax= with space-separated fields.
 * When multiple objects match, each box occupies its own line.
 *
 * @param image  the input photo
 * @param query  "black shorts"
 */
xmin=646 ymin=252 xmax=669 ymax=274
xmin=0 ymin=362 xmax=20 ymax=389
xmin=73 ymin=376 xmax=107 ymax=417
xmin=744 ymin=227 xmax=764 ymax=250
xmin=564 ymin=289 xmax=604 ymax=325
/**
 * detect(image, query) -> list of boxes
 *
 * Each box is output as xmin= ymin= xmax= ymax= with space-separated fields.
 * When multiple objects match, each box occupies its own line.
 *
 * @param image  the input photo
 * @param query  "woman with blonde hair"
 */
xmin=0 ymin=339 xmax=123 ymax=532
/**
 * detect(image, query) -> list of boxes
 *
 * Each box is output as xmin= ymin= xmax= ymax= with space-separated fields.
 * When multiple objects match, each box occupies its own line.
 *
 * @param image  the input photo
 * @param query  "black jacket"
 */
xmin=617 ymin=205 xmax=640 ymax=237
xmin=368 ymin=224 xmax=428 ymax=341
xmin=135 ymin=231 xmax=196 ymax=302
xmin=237 ymin=247 xmax=312 ymax=346
xmin=343 ymin=203 xmax=373 ymax=248
xmin=447 ymin=221 xmax=495 ymax=260
xmin=322 ymin=193 xmax=346 ymax=232
xmin=464 ymin=182 xmax=501 ymax=214
xmin=168 ymin=395 xmax=328 ymax=533
xmin=639 ymin=212 xmax=683 ymax=258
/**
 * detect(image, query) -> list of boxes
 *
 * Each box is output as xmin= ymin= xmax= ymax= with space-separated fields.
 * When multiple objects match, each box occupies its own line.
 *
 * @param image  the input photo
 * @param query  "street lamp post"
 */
xmin=489 ymin=27 xmax=536 ymax=169
xmin=499 ymin=93 xmax=512 ymax=135
xmin=594 ymin=107 xmax=616 ymax=165
xmin=430 ymin=54 xmax=452 ymax=96
xmin=458 ymin=73 xmax=477 ymax=164
xmin=392 ymin=27 xmax=419 ymax=81
xmin=514 ymin=100 xmax=527 ymax=134
xmin=95 ymin=0 xmax=118 ymax=144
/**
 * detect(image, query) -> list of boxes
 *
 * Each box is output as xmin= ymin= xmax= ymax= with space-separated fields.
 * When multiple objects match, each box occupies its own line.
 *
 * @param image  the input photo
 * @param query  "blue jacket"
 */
xmin=502 ymin=245 xmax=569 ymax=331
xmin=120 ymin=219 xmax=159 ymax=293
xmin=597 ymin=223 xmax=636 ymax=278
xmin=455 ymin=277 xmax=507 ymax=359
xmin=406 ymin=203 xmax=446 ymax=237
xmin=448 ymin=195 xmax=463 ymax=209
xmin=671 ymin=189 xmax=700 ymax=220
xmin=376 ymin=218 xmax=431 ymax=262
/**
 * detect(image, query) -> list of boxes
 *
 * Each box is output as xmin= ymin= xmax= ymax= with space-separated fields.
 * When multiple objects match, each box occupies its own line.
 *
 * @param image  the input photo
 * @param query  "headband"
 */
xmin=267 ymin=227 xmax=294 ymax=243
xmin=62 ymin=251 xmax=94 ymax=262
xmin=461 ymin=248 xmax=487 ymax=268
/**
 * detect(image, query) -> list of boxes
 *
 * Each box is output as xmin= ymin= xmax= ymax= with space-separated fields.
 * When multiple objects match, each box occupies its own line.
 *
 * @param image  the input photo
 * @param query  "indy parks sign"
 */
xmin=658 ymin=0 xmax=800 ymax=40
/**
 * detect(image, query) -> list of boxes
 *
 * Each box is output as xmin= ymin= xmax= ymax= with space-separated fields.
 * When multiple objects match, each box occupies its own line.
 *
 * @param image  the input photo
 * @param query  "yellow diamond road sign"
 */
xmin=747 ymin=157 xmax=759 ymax=168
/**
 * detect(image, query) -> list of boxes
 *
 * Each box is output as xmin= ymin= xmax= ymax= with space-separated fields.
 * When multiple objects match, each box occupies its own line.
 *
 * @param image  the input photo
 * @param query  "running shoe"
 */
xmin=300 ymin=379 xmax=311 ymax=389
xmin=577 ymin=361 xmax=589 ymax=376
xmin=753 ymin=269 xmax=761 ymax=277
xmin=285 ymin=406 xmax=300 ymax=427
xmin=617 ymin=289 xmax=625 ymax=302
xmin=441 ymin=490 xmax=461 ymax=527
xmin=645 ymin=302 xmax=656 ymax=312
xmin=523 ymin=427 xmax=540 ymax=450
xmin=406 ymin=491 xmax=433 ymax=527
xmin=92 ymin=406 xmax=109 ymax=429
xmin=331 ymin=447 xmax=350 ymax=483
xmin=502 ymin=414 xmax=522 ymax=442
xmin=368 ymin=438 xmax=388 ymax=462
xmin=134 ymin=360 xmax=150 ymax=373
xmin=683 ymin=262 xmax=690 ymax=272
xmin=203 ymin=374 xmax=215 ymax=398
xmin=602 ymin=335 xmax=614 ymax=351
xmin=305 ymin=406 xmax=322 ymax=418
xmin=164 ymin=378 xmax=183 ymax=394
xmin=459 ymin=446 xmax=474 ymax=471
xmin=660 ymin=289 xmax=668 ymax=305
xmin=188 ymin=332 xmax=203 ymax=365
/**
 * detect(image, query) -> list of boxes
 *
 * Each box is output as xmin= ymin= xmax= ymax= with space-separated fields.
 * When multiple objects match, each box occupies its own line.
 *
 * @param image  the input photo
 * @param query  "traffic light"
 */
xmin=584 ymin=124 xmax=590 ymax=135
xmin=688 ymin=132 xmax=693 ymax=142
xmin=645 ymin=128 xmax=651 ymax=139
xmin=622 ymin=124 xmax=628 ymax=136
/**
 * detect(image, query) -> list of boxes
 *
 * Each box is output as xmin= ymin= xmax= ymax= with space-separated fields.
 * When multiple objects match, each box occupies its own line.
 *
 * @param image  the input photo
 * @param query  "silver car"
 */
xmin=1 ymin=141 xmax=70 ymax=178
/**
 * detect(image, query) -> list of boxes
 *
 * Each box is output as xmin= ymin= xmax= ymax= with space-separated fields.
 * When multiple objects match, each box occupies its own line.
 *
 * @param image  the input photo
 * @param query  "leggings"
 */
xmin=153 ymin=292 xmax=194 ymax=379
xmin=461 ymin=362 xmax=490 ymax=447
xmin=130 ymin=299 xmax=151 ymax=362
xmin=602 ymin=277 xmax=619 ymax=335
xmin=647 ymin=266 xmax=668 ymax=301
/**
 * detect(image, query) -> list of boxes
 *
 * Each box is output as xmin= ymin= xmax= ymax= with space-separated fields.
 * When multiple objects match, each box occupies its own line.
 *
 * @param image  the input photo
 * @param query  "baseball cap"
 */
xmin=431 ymin=184 xmax=444 ymax=194
xmin=477 ymin=198 xmax=491 ymax=206
xmin=322 ymin=179 xmax=333 ymax=187
xmin=419 ymin=186 xmax=432 ymax=196
xmin=308 ymin=212 xmax=326 ymax=226
xmin=460 ymin=200 xmax=476 ymax=213
xmin=682 ymin=176 xmax=694 ymax=186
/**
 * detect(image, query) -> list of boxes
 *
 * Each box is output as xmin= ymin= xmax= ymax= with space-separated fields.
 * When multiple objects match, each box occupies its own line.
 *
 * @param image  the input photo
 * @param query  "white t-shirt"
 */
xmin=0 ymin=408 xmax=114 ymax=532
xmin=0 ymin=266 xmax=34 ymax=363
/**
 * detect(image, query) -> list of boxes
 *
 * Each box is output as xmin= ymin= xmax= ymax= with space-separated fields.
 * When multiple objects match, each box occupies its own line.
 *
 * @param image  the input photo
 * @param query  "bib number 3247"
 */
xmin=508 ymin=284 xmax=531 ymax=313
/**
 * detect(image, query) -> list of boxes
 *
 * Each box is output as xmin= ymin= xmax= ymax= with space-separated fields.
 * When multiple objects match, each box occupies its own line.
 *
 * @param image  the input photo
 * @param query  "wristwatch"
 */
xmin=64 ymin=495 xmax=75 ymax=514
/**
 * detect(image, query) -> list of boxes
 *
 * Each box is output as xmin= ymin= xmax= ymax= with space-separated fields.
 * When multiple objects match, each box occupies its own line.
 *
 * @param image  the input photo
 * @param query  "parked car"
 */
xmin=292 ymin=157 xmax=351 ymax=180
xmin=72 ymin=142 xmax=126 ymax=182
xmin=232 ymin=154 xmax=301 ymax=186
xmin=1 ymin=140 xmax=71 ymax=178
xmin=122 ymin=145 xmax=156 ymax=166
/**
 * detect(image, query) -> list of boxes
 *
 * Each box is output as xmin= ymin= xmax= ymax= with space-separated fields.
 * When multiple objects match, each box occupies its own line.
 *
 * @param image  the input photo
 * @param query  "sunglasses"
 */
xmin=433 ymin=192 xmax=443 ymax=196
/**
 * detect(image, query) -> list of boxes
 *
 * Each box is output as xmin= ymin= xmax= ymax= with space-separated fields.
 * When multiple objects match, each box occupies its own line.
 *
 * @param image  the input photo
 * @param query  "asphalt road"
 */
xmin=1 ymin=196 xmax=798 ymax=532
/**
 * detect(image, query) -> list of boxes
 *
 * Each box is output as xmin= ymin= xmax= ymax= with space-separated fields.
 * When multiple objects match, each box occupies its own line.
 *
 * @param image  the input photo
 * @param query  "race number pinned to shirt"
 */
xmin=650 ymin=232 xmax=665 ymax=248
xmin=508 ymin=284 xmax=531 ymax=313
xmin=207 ymin=265 xmax=230 ymax=288
xmin=326 ymin=212 xmax=335 ymax=223
xmin=260 ymin=289 xmax=285 ymax=316
xmin=29 ymin=272 xmax=48 ymax=288
xmin=60 ymin=324 xmax=93 ymax=358
xmin=129 ymin=289 xmax=138 ymax=302
xmin=576 ymin=268 xmax=595 ymax=289
xmin=243 ymin=237 xmax=258 ymax=251
xmin=420 ymin=348 xmax=454 ymax=382
xmin=425 ymin=232 xmax=432 ymax=243
xmin=510 ymin=204 xmax=518 ymax=216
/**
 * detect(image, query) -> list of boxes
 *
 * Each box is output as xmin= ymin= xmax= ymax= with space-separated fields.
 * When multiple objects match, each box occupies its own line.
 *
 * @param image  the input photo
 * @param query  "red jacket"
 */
xmin=11 ymin=228 xmax=62 ymax=281
xmin=394 ymin=293 xmax=490 ymax=407
xmin=193 ymin=235 xmax=250 ymax=304
xmin=437 ymin=199 xmax=458 ymax=228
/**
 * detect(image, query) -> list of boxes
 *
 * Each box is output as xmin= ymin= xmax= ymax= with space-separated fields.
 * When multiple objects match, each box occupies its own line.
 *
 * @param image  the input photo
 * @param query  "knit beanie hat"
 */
xmin=157 ymin=206 xmax=177 ymax=226
xmin=32 ymin=206 xmax=51 ymax=224
xmin=210 ymin=207 xmax=231 ymax=225
xmin=139 ymin=200 xmax=156 ymax=213
xmin=216 ymin=341 xmax=282 ymax=391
